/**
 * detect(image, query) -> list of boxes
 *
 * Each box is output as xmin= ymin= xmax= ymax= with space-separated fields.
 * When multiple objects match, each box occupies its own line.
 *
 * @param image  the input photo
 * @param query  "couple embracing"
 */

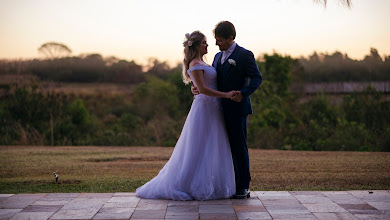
xmin=136 ymin=21 xmax=262 ymax=200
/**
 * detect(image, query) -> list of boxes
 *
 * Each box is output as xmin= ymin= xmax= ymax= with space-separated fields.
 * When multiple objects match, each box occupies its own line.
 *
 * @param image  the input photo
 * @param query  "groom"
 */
xmin=193 ymin=21 xmax=262 ymax=199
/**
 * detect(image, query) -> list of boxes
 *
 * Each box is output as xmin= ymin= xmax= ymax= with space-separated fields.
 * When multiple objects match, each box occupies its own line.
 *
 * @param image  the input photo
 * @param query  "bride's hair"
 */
xmin=182 ymin=31 xmax=205 ymax=84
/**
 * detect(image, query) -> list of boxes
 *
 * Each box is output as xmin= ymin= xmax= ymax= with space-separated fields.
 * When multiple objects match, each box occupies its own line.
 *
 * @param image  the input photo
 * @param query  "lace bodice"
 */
xmin=187 ymin=64 xmax=218 ymax=91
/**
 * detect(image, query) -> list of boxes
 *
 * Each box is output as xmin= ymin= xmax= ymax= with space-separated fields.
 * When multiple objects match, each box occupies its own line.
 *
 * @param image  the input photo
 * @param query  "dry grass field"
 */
xmin=0 ymin=146 xmax=389 ymax=193
xmin=0 ymin=75 xmax=136 ymax=95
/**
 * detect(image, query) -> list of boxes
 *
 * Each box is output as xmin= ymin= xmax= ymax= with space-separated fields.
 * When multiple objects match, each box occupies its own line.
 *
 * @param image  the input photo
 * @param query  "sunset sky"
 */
xmin=0 ymin=0 xmax=389 ymax=66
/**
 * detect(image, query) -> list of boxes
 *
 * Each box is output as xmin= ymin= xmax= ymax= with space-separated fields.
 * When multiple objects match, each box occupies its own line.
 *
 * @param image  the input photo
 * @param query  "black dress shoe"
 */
xmin=233 ymin=189 xmax=250 ymax=199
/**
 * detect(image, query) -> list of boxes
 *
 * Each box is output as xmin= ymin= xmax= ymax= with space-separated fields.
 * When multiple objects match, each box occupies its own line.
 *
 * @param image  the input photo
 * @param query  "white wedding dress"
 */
xmin=135 ymin=64 xmax=235 ymax=200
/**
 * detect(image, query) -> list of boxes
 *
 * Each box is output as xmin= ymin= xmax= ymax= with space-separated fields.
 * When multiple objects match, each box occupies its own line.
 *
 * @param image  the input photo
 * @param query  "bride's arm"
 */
xmin=191 ymin=70 xmax=233 ymax=98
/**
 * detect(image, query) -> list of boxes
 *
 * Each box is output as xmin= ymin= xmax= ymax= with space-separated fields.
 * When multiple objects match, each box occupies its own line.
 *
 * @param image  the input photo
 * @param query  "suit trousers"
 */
xmin=223 ymin=112 xmax=251 ymax=190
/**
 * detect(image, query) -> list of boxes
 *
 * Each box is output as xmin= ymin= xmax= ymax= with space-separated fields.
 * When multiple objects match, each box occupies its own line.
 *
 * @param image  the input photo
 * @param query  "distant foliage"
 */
xmin=0 ymin=54 xmax=145 ymax=84
xmin=0 ymin=50 xmax=389 ymax=151
xmin=1 ymin=48 xmax=389 ymax=84
xmin=299 ymin=48 xmax=390 ymax=82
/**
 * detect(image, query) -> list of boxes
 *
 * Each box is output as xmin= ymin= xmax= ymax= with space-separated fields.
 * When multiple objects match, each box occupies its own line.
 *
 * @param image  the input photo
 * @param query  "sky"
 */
xmin=0 ymin=0 xmax=389 ymax=66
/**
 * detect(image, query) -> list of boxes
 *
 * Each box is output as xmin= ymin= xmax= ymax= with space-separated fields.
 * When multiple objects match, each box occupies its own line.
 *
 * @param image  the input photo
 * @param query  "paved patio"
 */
xmin=0 ymin=191 xmax=389 ymax=220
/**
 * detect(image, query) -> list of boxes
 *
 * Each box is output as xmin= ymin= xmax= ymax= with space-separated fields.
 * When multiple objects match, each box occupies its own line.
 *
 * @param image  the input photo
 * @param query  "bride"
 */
xmin=135 ymin=31 xmax=235 ymax=200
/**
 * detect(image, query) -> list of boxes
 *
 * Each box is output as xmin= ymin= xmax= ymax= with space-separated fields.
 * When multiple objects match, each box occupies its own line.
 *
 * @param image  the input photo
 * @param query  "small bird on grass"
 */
xmin=52 ymin=171 xmax=59 ymax=183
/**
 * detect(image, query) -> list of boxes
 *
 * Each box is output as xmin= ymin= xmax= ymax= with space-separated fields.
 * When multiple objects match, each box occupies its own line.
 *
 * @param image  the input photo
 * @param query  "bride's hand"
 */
xmin=225 ymin=91 xmax=235 ymax=99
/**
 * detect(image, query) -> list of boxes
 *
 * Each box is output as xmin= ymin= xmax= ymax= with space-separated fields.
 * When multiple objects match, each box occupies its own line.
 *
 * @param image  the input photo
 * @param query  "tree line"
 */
xmin=1 ymin=48 xmax=390 ymax=84
xmin=298 ymin=48 xmax=390 ymax=82
xmin=0 ymin=50 xmax=389 ymax=151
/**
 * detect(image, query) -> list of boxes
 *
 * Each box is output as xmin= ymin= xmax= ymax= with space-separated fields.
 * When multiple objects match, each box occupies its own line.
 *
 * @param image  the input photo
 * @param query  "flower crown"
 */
xmin=184 ymin=33 xmax=193 ymax=47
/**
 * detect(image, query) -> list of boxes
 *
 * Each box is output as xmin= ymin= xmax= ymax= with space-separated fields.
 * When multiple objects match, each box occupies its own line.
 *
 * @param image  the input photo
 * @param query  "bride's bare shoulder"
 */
xmin=189 ymin=59 xmax=202 ymax=69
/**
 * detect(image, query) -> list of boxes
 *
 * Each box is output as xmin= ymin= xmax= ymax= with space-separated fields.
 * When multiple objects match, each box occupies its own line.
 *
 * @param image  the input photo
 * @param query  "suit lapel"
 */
xmin=227 ymin=44 xmax=240 ymax=63
xmin=214 ymin=52 xmax=222 ymax=68
xmin=221 ymin=44 xmax=240 ymax=74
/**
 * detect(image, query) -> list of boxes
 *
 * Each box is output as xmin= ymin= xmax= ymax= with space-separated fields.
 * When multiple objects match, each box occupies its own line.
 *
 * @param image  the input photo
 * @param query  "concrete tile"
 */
xmin=322 ymin=191 xmax=350 ymax=196
xmin=0 ymin=200 xmax=33 ymax=209
xmin=199 ymin=204 xmax=235 ymax=214
xmin=137 ymin=199 xmax=169 ymax=205
xmin=233 ymin=205 xmax=266 ymax=212
xmin=21 ymin=205 xmax=63 ymax=212
xmin=164 ymin=213 xmax=199 ymax=219
xmin=354 ymin=212 xmax=390 ymax=220
xmin=113 ymin=192 xmax=136 ymax=197
xmin=270 ymin=212 xmax=317 ymax=220
xmin=0 ymin=194 xmax=48 ymax=209
xmin=249 ymin=192 xmax=258 ymax=198
xmin=102 ymin=202 xmax=138 ymax=208
xmin=50 ymin=207 xmax=100 ymax=219
xmin=260 ymin=198 xmax=301 ymax=205
xmin=366 ymin=201 xmax=390 ymax=211
xmin=348 ymin=190 xmax=377 ymax=198
xmin=348 ymin=209 xmax=386 ymax=215
xmin=0 ymin=193 xmax=47 ymax=209
xmin=168 ymin=200 xmax=198 ymax=206
xmin=3 ymin=191 xmax=389 ymax=220
xmin=130 ymin=210 xmax=166 ymax=219
xmin=290 ymin=191 xmax=324 ymax=196
xmin=165 ymin=212 xmax=199 ymax=219
xmin=348 ymin=191 xmax=390 ymax=204
xmin=166 ymin=205 xmax=198 ymax=214
xmin=303 ymin=203 xmax=348 ymax=213
xmin=11 ymin=194 xmax=48 ymax=199
xmin=33 ymin=197 xmax=73 ymax=206
xmin=255 ymin=191 xmax=291 ymax=197
xmin=237 ymin=212 xmax=272 ymax=220
xmin=313 ymin=212 xmax=359 ymax=220
xmin=61 ymin=198 xmax=107 ymax=210
xmin=0 ymin=194 xmax=14 ymax=197
xmin=92 ymin=207 xmax=134 ymax=219
xmin=199 ymin=199 xmax=232 ymax=205
xmin=199 ymin=213 xmax=237 ymax=219
xmin=265 ymin=204 xmax=310 ymax=214
xmin=231 ymin=197 xmax=263 ymax=206
xmin=294 ymin=195 xmax=334 ymax=204
xmin=366 ymin=190 xmax=390 ymax=195
xmin=327 ymin=194 xmax=367 ymax=204
xmin=136 ymin=202 xmax=167 ymax=210
xmin=45 ymin=193 xmax=80 ymax=199
xmin=9 ymin=211 xmax=54 ymax=220
xmin=78 ymin=193 xmax=114 ymax=198
xmin=339 ymin=203 xmax=377 ymax=211
xmin=0 ymin=209 xmax=22 ymax=219
xmin=361 ymin=195 xmax=390 ymax=203
xmin=130 ymin=219 xmax=164 ymax=220
xmin=108 ymin=196 xmax=140 ymax=203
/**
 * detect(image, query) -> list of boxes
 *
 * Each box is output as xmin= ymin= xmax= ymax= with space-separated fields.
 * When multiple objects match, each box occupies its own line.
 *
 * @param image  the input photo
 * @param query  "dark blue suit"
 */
xmin=212 ymin=44 xmax=262 ymax=190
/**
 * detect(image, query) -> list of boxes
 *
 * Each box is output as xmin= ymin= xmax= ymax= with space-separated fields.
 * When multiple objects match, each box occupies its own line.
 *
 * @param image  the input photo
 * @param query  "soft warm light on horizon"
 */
xmin=1 ymin=0 xmax=389 ymax=67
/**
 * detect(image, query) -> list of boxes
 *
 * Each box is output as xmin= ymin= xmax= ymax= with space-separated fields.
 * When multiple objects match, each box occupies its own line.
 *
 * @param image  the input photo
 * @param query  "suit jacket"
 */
xmin=213 ymin=44 xmax=262 ymax=115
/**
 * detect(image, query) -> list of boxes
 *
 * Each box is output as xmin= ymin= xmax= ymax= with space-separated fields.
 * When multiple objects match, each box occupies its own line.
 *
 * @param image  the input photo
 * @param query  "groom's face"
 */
xmin=215 ymin=35 xmax=233 ymax=51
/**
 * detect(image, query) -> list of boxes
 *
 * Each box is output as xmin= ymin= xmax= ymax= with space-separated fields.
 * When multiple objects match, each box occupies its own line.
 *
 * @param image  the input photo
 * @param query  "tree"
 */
xmin=38 ymin=42 xmax=72 ymax=59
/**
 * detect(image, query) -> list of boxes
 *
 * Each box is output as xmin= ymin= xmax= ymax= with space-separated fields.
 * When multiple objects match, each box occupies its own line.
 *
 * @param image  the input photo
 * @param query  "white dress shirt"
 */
xmin=221 ymin=42 xmax=237 ymax=64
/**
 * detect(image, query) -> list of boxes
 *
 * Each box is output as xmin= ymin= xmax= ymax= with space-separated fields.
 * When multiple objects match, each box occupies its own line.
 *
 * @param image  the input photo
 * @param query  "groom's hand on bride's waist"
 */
xmin=191 ymin=83 xmax=200 ymax=97
xmin=231 ymin=91 xmax=243 ymax=102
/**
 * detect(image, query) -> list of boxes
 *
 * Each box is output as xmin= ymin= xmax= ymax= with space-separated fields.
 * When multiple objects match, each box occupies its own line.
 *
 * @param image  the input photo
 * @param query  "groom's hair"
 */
xmin=214 ymin=21 xmax=236 ymax=40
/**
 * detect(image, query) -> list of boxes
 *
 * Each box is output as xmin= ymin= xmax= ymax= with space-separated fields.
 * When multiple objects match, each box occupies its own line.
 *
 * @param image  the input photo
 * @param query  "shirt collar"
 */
xmin=225 ymin=42 xmax=237 ymax=53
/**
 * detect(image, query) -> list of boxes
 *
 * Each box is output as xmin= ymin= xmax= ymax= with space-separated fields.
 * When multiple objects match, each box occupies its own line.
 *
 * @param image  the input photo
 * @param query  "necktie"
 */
xmin=221 ymin=51 xmax=228 ymax=64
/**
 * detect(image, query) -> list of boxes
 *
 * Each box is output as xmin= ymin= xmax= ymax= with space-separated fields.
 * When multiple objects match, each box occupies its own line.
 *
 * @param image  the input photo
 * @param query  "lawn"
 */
xmin=0 ymin=146 xmax=389 ymax=193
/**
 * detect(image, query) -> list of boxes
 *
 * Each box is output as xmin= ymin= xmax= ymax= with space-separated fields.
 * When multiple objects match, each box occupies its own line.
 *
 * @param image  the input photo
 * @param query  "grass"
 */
xmin=0 ymin=146 xmax=389 ymax=193
xmin=0 ymin=75 xmax=136 ymax=95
